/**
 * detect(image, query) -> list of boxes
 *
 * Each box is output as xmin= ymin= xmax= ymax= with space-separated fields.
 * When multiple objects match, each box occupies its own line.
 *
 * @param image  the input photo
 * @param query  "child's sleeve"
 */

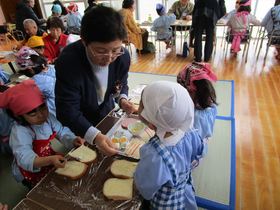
xmin=49 ymin=114 xmax=76 ymax=149
xmin=249 ymin=14 xmax=261 ymax=26
xmin=9 ymin=126 xmax=40 ymax=172
xmin=134 ymin=144 xmax=172 ymax=200
xmin=189 ymin=130 xmax=205 ymax=162
xmin=167 ymin=14 xmax=176 ymax=25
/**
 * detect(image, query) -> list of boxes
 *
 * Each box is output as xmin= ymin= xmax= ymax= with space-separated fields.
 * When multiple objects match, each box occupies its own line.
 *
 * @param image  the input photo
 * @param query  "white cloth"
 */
xmin=141 ymin=81 xmax=194 ymax=141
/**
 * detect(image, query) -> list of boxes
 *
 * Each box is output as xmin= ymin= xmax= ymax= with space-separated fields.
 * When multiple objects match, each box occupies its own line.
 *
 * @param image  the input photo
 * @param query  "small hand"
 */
xmin=120 ymin=99 xmax=138 ymax=115
xmin=186 ymin=15 xmax=192 ymax=21
xmin=0 ymin=203 xmax=8 ymax=210
xmin=73 ymin=136 xmax=85 ymax=147
xmin=51 ymin=155 xmax=66 ymax=168
xmin=95 ymin=133 xmax=118 ymax=156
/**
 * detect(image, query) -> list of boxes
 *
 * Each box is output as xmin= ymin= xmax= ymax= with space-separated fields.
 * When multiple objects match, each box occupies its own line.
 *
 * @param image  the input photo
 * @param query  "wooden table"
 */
xmin=0 ymin=40 xmax=22 ymax=74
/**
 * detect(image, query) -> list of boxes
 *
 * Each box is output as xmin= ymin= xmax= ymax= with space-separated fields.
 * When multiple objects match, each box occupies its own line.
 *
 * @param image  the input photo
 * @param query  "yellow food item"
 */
xmin=112 ymin=137 xmax=119 ymax=143
xmin=119 ymin=136 xmax=127 ymax=143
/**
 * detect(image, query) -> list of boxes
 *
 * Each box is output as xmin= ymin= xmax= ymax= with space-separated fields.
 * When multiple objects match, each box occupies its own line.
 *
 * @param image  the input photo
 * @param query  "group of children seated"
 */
xmin=0 ymin=46 xmax=218 ymax=208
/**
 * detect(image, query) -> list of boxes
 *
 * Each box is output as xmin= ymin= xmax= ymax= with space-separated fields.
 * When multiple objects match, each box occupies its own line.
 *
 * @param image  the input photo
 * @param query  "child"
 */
xmin=26 ymin=35 xmax=45 ymax=55
xmin=151 ymin=3 xmax=176 ymax=49
xmin=227 ymin=0 xmax=260 ymax=54
xmin=16 ymin=46 xmax=56 ymax=116
xmin=67 ymin=2 xmax=82 ymax=34
xmin=177 ymin=62 xmax=217 ymax=161
xmin=134 ymin=81 xmax=204 ymax=210
xmin=0 ymin=85 xmax=13 ymax=155
xmin=0 ymin=80 xmax=84 ymax=188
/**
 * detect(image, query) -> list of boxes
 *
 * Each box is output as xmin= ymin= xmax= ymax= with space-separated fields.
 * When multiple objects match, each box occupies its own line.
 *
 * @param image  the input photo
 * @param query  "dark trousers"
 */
xmin=142 ymin=29 xmax=149 ymax=50
xmin=194 ymin=16 xmax=215 ymax=62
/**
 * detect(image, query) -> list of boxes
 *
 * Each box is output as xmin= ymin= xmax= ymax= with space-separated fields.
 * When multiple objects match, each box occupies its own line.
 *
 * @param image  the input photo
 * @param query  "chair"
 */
xmin=123 ymin=39 xmax=132 ymax=56
xmin=225 ymin=26 xmax=252 ymax=62
xmin=256 ymin=28 xmax=280 ymax=64
xmin=154 ymin=27 xmax=174 ymax=53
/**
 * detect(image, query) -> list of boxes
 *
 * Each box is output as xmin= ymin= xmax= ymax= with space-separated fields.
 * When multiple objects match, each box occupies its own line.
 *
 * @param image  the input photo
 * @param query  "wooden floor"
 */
xmin=129 ymin=39 xmax=280 ymax=210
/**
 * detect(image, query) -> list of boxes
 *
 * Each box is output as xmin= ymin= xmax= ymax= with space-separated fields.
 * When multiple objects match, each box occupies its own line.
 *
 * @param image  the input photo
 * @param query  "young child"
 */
xmin=0 ymin=80 xmax=84 ymax=188
xmin=227 ymin=0 xmax=260 ymax=54
xmin=26 ymin=35 xmax=45 ymax=56
xmin=16 ymin=47 xmax=56 ymax=116
xmin=67 ymin=2 xmax=82 ymax=34
xmin=151 ymin=3 xmax=176 ymax=49
xmin=134 ymin=81 xmax=204 ymax=210
xmin=177 ymin=62 xmax=217 ymax=161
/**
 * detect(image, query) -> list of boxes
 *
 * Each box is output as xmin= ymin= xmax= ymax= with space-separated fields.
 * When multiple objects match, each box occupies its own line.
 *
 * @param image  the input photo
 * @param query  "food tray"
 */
xmin=106 ymin=115 xmax=154 ymax=160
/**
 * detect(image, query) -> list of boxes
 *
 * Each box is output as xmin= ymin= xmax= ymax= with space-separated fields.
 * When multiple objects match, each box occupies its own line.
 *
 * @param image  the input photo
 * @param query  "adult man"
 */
xmin=193 ymin=0 xmax=226 ymax=62
xmin=23 ymin=19 xmax=47 ymax=41
xmin=55 ymin=6 xmax=136 ymax=156
xmin=16 ymin=0 xmax=46 ymax=33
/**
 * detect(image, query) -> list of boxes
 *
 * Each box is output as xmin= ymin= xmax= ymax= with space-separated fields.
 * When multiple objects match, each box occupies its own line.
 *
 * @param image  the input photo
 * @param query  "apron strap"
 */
xmin=150 ymin=136 xmax=178 ymax=185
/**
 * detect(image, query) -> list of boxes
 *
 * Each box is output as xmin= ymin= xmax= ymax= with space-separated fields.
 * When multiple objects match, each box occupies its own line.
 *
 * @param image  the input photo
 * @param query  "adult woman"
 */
xmin=55 ymin=6 xmax=136 ymax=156
xmin=119 ymin=0 xmax=149 ymax=53
xmin=43 ymin=16 xmax=68 ymax=63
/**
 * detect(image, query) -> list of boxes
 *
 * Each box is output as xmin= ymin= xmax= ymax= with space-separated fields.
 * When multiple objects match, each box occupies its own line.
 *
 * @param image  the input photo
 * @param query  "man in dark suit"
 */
xmin=55 ymin=6 xmax=136 ymax=156
xmin=192 ymin=0 xmax=226 ymax=62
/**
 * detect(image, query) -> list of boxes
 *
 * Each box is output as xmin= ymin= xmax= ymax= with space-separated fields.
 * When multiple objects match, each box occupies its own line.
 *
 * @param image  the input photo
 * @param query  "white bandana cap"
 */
xmin=141 ymin=81 xmax=194 ymax=140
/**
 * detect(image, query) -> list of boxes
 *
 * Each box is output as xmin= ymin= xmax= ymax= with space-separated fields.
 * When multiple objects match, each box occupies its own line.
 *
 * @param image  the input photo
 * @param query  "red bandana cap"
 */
xmin=0 ymin=79 xmax=44 ymax=115
xmin=68 ymin=2 xmax=78 ymax=13
xmin=178 ymin=62 xmax=217 ymax=92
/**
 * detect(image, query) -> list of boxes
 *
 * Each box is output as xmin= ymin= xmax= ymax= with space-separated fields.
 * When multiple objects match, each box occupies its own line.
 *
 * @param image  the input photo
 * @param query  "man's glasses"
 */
xmin=90 ymin=47 xmax=125 ymax=58
xmin=236 ymin=1 xmax=240 ymax=4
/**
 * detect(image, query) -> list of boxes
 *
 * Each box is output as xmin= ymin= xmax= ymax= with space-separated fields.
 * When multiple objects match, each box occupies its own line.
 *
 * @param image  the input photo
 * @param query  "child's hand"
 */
xmin=120 ymin=99 xmax=138 ymax=115
xmin=73 ymin=136 xmax=85 ymax=147
xmin=50 ymin=155 xmax=66 ymax=168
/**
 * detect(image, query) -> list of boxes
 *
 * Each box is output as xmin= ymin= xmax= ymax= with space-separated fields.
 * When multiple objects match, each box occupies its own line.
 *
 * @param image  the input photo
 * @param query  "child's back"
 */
xmin=135 ymin=130 xmax=203 ymax=210
xmin=151 ymin=3 xmax=176 ymax=41
xmin=134 ymin=81 xmax=203 ymax=209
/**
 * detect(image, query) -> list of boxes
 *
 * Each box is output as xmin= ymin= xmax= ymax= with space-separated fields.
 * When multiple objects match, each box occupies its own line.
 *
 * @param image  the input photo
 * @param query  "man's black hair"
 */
xmin=81 ymin=5 xmax=127 ymax=45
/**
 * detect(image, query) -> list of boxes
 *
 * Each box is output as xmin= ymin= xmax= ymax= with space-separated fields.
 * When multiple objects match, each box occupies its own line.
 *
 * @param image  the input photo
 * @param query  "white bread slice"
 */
xmin=110 ymin=159 xmax=138 ymax=178
xmin=103 ymin=178 xmax=133 ymax=200
xmin=68 ymin=144 xmax=97 ymax=163
xmin=55 ymin=160 xmax=88 ymax=180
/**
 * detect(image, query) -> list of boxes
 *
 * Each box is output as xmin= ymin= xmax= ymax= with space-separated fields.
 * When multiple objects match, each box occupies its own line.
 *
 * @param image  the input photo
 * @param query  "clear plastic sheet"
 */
xmin=24 ymin=111 xmax=148 ymax=209
xmin=13 ymin=198 xmax=49 ymax=210
xmin=27 ymin=152 xmax=142 ymax=210
xmin=128 ymin=84 xmax=147 ymax=105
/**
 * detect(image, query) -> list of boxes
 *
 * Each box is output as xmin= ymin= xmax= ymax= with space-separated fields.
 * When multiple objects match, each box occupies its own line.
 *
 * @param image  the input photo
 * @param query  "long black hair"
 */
xmin=193 ymin=79 xmax=217 ymax=109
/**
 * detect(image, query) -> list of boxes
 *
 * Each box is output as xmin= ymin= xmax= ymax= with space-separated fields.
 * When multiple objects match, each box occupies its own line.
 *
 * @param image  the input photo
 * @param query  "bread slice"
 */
xmin=103 ymin=178 xmax=133 ymax=200
xmin=55 ymin=160 xmax=88 ymax=180
xmin=68 ymin=144 xmax=97 ymax=163
xmin=110 ymin=159 xmax=138 ymax=178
